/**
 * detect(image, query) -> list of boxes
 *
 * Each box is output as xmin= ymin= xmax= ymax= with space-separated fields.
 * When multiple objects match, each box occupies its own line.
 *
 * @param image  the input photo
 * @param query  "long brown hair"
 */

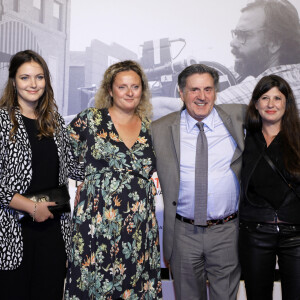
xmin=246 ymin=74 xmax=300 ymax=177
xmin=0 ymin=50 xmax=58 ymax=140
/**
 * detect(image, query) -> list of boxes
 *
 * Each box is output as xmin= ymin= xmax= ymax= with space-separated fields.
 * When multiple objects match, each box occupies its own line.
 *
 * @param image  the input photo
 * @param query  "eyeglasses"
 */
xmin=231 ymin=29 xmax=265 ymax=45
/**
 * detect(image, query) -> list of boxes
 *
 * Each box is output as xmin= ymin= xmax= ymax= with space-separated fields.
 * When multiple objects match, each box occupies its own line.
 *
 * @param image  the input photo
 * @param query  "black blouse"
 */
xmin=247 ymin=131 xmax=289 ymax=210
xmin=22 ymin=115 xmax=59 ymax=194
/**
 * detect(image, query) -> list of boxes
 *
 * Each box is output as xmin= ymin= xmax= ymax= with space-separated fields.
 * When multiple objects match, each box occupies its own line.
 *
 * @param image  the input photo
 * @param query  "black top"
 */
xmin=22 ymin=115 xmax=59 ymax=194
xmin=240 ymin=130 xmax=300 ymax=224
xmin=247 ymin=131 xmax=287 ymax=210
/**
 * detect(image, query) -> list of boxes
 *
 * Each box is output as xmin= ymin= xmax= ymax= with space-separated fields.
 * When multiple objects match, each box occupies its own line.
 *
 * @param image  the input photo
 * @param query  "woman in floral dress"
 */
xmin=65 ymin=60 xmax=162 ymax=300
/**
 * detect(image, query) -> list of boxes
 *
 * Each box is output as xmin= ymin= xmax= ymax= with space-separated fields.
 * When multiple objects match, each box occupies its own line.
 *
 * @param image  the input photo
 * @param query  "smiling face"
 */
xmin=109 ymin=70 xmax=142 ymax=114
xmin=255 ymin=87 xmax=286 ymax=128
xmin=179 ymin=72 xmax=216 ymax=121
xmin=14 ymin=60 xmax=45 ymax=110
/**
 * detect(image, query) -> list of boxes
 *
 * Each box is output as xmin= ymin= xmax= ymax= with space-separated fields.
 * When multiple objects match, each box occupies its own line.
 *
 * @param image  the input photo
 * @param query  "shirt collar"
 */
xmin=184 ymin=107 xmax=216 ymax=133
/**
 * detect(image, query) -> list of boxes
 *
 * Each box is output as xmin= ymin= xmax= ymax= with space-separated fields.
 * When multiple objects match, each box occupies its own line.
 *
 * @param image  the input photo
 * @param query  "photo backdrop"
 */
xmin=1 ymin=0 xmax=299 ymax=299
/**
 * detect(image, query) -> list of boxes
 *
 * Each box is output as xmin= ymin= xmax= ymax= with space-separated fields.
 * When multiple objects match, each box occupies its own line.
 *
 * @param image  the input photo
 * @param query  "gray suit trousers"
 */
xmin=170 ymin=218 xmax=240 ymax=300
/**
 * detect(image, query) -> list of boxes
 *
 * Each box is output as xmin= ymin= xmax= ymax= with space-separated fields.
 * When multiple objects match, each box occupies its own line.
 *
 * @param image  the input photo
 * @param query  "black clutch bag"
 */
xmin=24 ymin=184 xmax=71 ymax=214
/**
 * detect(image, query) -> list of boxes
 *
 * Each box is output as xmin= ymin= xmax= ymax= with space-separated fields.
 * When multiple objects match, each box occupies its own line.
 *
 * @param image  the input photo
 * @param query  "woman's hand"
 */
xmin=32 ymin=202 xmax=56 ymax=222
xmin=9 ymin=193 xmax=55 ymax=222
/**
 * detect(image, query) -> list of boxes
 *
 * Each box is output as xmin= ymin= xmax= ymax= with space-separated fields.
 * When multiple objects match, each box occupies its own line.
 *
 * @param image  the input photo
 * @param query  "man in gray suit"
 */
xmin=151 ymin=64 xmax=246 ymax=300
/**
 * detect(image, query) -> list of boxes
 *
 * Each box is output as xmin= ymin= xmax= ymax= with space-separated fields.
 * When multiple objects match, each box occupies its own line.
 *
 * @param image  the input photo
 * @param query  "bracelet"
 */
xmin=32 ymin=202 xmax=37 ymax=221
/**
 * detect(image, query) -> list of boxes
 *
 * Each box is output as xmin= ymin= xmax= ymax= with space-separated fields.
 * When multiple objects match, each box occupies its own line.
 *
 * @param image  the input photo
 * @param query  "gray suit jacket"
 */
xmin=151 ymin=104 xmax=247 ymax=261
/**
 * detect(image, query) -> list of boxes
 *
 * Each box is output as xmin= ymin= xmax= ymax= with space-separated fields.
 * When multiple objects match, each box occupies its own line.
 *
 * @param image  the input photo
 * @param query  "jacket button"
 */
xmin=172 ymin=201 xmax=177 ymax=206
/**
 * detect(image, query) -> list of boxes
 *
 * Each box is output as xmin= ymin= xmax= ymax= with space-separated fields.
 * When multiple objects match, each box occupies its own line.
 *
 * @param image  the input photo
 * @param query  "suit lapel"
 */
xmin=170 ymin=112 xmax=181 ymax=166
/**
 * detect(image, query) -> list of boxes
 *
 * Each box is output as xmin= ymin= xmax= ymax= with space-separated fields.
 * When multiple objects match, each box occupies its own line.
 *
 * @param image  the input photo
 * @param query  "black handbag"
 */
xmin=23 ymin=184 xmax=71 ymax=214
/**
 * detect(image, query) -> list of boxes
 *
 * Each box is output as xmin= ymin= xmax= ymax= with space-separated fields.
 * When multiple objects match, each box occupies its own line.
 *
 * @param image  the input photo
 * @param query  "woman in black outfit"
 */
xmin=0 ymin=50 xmax=83 ymax=300
xmin=239 ymin=74 xmax=300 ymax=300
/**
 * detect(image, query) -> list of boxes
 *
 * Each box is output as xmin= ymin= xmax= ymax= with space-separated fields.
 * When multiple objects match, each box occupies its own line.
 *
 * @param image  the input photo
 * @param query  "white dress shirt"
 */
xmin=177 ymin=108 xmax=240 ymax=220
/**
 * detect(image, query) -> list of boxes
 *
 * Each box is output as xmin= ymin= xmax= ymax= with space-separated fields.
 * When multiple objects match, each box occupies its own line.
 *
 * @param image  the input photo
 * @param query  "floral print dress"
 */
xmin=64 ymin=108 xmax=162 ymax=300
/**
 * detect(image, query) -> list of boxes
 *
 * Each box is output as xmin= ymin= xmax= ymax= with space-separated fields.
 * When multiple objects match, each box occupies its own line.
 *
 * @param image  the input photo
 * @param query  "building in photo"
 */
xmin=0 ymin=0 xmax=70 ymax=113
